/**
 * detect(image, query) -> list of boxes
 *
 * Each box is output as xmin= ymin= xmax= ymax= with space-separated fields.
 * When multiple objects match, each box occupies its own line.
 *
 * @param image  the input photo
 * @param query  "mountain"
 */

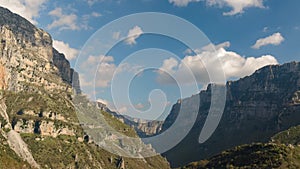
xmin=182 ymin=125 xmax=300 ymax=169
xmin=161 ymin=61 xmax=300 ymax=167
xmin=0 ymin=6 xmax=170 ymax=169
xmin=183 ymin=143 xmax=300 ymax=169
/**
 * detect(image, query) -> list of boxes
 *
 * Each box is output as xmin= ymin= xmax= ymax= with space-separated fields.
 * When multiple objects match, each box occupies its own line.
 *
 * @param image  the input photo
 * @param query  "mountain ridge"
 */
xmin=160 ymin=61 xmax=300 ymax=167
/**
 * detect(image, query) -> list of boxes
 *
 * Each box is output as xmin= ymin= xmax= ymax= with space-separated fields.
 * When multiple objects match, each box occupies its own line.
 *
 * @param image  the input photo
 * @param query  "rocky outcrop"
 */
xmin=0 ymin=6 xmax=80 ymax=93
xmin=7 ymin=130 xmax=40 ymax=169
xmin=53 ymin=49 xmax=81 ymax=94
xmin=133 ymin=120 xmax=164 ymax=136
xmin=12 ymin=119 xmax=75 ymax=137
xmin=0 ymin=93 xmax=39 ymax=168
xmin=162 ymin=61 xmax=300 ymax=167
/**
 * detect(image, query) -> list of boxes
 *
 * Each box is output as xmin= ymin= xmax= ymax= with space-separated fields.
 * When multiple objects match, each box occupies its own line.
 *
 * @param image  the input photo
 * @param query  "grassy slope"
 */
xmin=0 ymin=91 xmax=170 ymax=169
xmin=272 ymin=125 xmax=300 ymax=145
xmin=183 ymin=125 xmax=300 ymax=169
xmin=4 ymin=91 xmax=78 ymax=123
xmin=183 ymin=143 xmax=300 ymax=169
xmin=21 ymin=133 xmax=169 ymax=169
xmin=101 ymin=111 xmax=138 ymax=138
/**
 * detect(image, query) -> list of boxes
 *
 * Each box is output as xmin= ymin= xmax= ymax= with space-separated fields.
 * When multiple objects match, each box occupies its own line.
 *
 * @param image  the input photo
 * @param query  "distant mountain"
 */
xmin=95 ymin=100 xmax=164 ymax=137
xmin=0 ymin=6 xmax=170 ymax=169
xmin=161 ymin=61 xmax=300 ymax=167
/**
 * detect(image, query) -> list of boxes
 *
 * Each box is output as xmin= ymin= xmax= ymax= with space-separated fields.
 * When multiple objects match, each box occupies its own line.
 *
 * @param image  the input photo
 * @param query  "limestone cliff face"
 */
xmin=133 ymin=120 xmax=164 ymax=136
xmin=0 ymin=6 xmax=80 ymax=93
xmin=0 ymin=5 xmax=81 ymax=139
xmin=12 ymin=110 xmax=75 ymax=137
xmin=122 ymin=117 xmax=164 ymax=137
xmin=162 ymin=62 xmax=300 ymax=167
xmin=53 ymin=49 xmax=81 ymax=94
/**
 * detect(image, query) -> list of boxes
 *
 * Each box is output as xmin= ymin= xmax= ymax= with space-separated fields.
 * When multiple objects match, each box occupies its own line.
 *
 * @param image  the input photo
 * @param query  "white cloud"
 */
xmin=125 ymin=26 xmax=143 ymax=45
xmin=169 ymin=0 xmax=200 ymax=7
xmin=252 ymin=32 xmax=284 ymax=49
xmin=169 ymin=0 xmax=266 ymax=15
xmin=157 ymin=42 xmax=278 ymax=85
xmin=96 ymin=60 xmax=117 ymax=88
xmin=206 ymin=0 xmax=265 ymax=16
xmin=53 ymin=40 xmax=79 ymax=60
xmin=0 ymin=0 xmax=47 ymax=24
xmin=201 ymin=41 xmax=231 ymax=51
xmin=79 ymin=74 xmax=93 ymax=87
xmin=161 ymin=58 xmax=179 ymax=75
xmin=47 ymin=8 xmax=79 ymax=31
xmin=80 ymin=55 xmax=116 ymax=88
xmin=81 ymin=12 xmax=102 ymax=30
xmin=184 ymin=41 xmax=231 ymax=56
xmin=116 ymin=62 xmax=144 ymax=75
xmin=79 ymin=55 xmax=144 ymax=89
xmin=87 ymin=55 xmax=115 ymax=64
xmin=113 ymin=31 xmax=121 ymax=40
xmin=184 ymin=48 xmax=194 ymax=55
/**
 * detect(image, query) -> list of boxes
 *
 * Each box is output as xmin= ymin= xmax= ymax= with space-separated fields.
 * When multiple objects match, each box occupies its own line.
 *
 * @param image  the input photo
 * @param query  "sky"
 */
xmin=1 ymin=0 xmax=300 ymax=120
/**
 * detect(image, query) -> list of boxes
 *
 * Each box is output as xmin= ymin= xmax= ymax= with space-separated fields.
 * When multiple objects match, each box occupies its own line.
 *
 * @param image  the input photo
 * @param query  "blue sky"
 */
xmin=1 ymin=0 xmax=299 ymax=120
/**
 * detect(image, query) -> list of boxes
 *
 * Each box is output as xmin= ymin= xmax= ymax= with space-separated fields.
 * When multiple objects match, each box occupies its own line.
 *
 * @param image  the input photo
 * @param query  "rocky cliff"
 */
xmin=0 ymin=6 xmax=80 ymax=93
xmin=132 ymin=119 xmax=164 ymax=137
xmin=162 ymin=61 xmax=300 ymax=167
xmin=121 ymin=117 xmax=164 ymax=137
xmin=52 ymin=49 xmax=81 ymax=94
xmin=0 ymin=5 xmax=81 ymax=140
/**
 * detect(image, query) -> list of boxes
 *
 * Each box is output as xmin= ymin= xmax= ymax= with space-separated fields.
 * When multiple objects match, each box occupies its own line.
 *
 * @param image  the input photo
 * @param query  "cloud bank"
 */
xmin=157 ymin=42 xmax=278 ymax=85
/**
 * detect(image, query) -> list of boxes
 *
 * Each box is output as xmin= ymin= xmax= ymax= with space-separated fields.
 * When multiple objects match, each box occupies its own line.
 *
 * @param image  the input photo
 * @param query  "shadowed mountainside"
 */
xmin=162 ymin=61 xmax=300 ymax=167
